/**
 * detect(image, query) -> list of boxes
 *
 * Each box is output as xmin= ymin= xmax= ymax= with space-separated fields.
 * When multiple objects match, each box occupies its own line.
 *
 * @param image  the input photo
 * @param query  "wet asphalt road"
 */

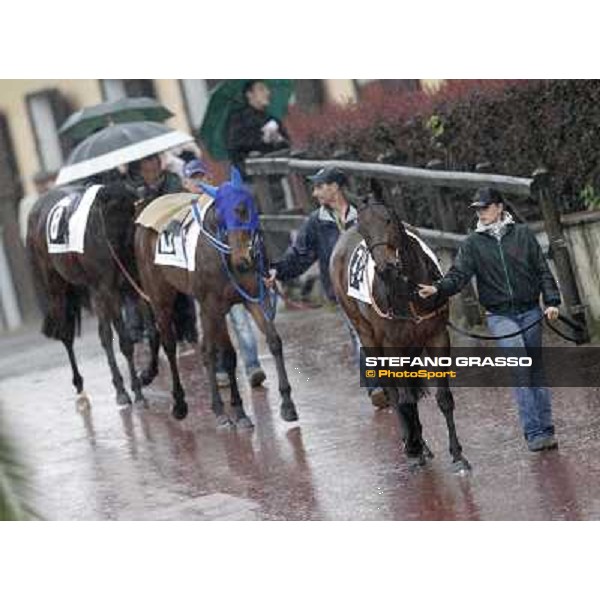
xmin=1 ymin=308 xmax=599 ymax=520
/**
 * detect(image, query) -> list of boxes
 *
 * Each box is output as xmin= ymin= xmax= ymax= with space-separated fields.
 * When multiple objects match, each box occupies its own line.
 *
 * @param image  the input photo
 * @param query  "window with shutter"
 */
xmin=179 ymin=79 xmax=210 ymax=131
xmin=0 ymin=112 xmax=31 ymax=330
xmin=0 ymin=114 xmax=22 ymax=206
xmin=101 ymin=79 xmax=156 ymax=100
xmin=26 ymin=89 xmax=73 ymax=172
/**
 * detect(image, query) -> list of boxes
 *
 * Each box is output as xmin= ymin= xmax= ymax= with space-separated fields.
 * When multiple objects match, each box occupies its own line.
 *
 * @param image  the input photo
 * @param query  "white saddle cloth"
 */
xmin=346 ymin=231 xmax=443 ymax=304
xmin=46 ymin=185 xmax=102 ymax=254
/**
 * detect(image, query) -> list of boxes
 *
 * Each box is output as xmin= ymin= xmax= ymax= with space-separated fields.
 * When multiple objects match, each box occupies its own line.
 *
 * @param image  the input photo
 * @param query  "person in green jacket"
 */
xmin=418 ymin=188 xmax=561 ymax=452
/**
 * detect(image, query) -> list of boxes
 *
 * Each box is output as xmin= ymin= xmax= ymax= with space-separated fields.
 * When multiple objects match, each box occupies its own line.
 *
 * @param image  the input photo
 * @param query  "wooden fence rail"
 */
xmin=249 ymin=156 xmax=589 ymax=340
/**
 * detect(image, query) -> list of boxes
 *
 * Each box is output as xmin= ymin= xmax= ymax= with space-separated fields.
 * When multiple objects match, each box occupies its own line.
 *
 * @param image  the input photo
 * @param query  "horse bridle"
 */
xmin=357 ymin=200 xmax=449 ymax=323
xmin=358 ymin=202 xmax=415 ymax=287
xmin=197 ymin=202 xmax=276 ymax=320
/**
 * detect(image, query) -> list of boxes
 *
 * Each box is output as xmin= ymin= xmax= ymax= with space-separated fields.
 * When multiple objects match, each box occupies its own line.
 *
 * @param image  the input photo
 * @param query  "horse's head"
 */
xmin=96 ymin=180 xmax=139 ymax=261
xmin=357 ymin=180 xmax=409 ymax=284
xmin=201 ymin=168 xmax=261 ymax=274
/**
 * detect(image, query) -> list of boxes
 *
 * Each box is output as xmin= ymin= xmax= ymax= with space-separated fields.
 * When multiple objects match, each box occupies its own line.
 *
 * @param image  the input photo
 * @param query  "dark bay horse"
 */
xmin=27 ymin=180 xmax=146 ymax=407
xmin=134 ymin=168 xmax=298 ymax=426
xmin=330 ymin=189 xmax=470 ymax=473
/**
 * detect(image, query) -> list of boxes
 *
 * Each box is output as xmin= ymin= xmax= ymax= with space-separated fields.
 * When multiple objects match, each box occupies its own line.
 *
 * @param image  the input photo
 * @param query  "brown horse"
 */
xmin=27 ymin=179 xmax=146 ymax=407
xmin=330 ymin=186 xmax=470 ymax=473
xmin=134 ymin=169 xmax=298 ymax=426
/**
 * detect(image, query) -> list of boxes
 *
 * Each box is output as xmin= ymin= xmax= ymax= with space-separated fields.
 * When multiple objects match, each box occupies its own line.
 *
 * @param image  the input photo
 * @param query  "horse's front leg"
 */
xmin=246 ymin=302 xmax=298 ymax=422
xmin=153 ymin=294 xmax=188 ymax=420
xmin=139 ymin=300 xmax=160 ymax=387
xmin=94 ymin=292 xmax=131 ymax=407
xmin=426 ymin=329 xmax=471 ymax=473
xmin=199 ymin=305 xmax=234 ymax=428
xmin=112 ymin=306 xmax=146 ymax=405
xmin=217 ymin=319 xmax=254 ymax=429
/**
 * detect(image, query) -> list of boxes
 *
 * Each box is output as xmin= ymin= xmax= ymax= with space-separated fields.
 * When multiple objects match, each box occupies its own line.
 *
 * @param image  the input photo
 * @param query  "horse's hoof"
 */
xmin=235 ymin=416 xmax=255 ymax=430
xmin=280 ymin=404 xmax=299 ymax=422
xmin=422 ymin=441 xmax=435 ymax=460
xmin=216 ymin=414 xmax=234 ymax=429
xmin=171 ymin=402 xmax=188 ymax=421
xmin=452 ymin=458 xmax=472 ymax=475
xmin=134 ymin=395 xmax=148 ymax=408
xmin=139 ymin=370 xmax=157 ymax=387
xmin=116 ymin=391 xmax=132 ymax=406
xmin=76 ymin=393 xmax=91 ymax=413
xmin=407 ymin=454 xmax=428 ymax=473
xmin=133 ymin=391 xmax=147 ymax=405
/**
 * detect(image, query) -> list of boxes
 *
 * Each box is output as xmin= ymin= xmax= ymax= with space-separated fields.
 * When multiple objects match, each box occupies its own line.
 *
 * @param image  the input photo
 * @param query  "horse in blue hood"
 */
xmin=134 ymin=167 xmax=298 ymax=427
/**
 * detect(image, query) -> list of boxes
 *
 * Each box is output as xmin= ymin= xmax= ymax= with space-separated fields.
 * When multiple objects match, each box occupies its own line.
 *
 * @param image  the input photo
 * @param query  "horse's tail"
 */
xmin=41 ymin=285 xmax=89 ymax=340
xmin=28 ymin=244 xmax=89 ymax=341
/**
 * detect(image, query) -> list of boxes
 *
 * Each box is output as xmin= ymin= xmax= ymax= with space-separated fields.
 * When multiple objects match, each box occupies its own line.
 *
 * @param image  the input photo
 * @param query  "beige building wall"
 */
xmin=323 ymin=79 xmax=358 ymax=104
xmin=153 ymin=80 xmax=191 ymax=134
xmin=0 ymin=79 xmax=102 ymax=195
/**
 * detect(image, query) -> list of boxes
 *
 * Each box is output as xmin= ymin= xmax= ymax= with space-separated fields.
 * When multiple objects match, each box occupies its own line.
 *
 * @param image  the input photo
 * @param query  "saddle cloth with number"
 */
xmin=346 ymin=231 xmax=444 ymax=304
xmin=46 ymin=185 xmax=102 ymax=254
xmin=136 ymin=193 xmax=213 ymax=272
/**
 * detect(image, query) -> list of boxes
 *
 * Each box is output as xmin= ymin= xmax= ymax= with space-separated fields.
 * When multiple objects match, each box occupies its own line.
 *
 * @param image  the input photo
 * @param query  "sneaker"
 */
xmin=528 ymin=435 xmax=558 ymax=452
xmin=216 ymin=372 xmax=230 ymax=388
xmin=248 ymin=367 xmax=266 ymax=388
xmin=369 ymin=388 xmax=389 ymax=409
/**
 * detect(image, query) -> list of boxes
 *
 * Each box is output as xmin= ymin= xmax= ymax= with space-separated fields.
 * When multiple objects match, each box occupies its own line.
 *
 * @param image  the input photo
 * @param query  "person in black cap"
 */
xmin=418 ymin=187 xmax=561 ymax=452
xmin=265 ymin=166 xmax=386 ymax=408
xmin=265 ymin=166 xmax=355 ymax=301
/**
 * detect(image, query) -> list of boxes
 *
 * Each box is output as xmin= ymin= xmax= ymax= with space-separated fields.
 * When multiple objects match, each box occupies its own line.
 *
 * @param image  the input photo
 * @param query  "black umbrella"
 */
xmin=56 ymin=121 xmax=193 ymax=186
xmin=59 ymin=97 xmax=173 ymax=142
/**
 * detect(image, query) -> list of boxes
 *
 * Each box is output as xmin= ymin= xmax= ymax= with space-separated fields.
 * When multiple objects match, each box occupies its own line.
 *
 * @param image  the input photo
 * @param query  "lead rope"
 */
xmin=99 ymin=205 xmax=151 ymax=304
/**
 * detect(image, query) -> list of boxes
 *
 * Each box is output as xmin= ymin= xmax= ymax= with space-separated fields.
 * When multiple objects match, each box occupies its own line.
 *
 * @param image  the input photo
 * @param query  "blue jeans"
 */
xmin=486 ymin=306 xmax=554 ymax=442
xmin=217 ymin=304 xmax=261 ymax=375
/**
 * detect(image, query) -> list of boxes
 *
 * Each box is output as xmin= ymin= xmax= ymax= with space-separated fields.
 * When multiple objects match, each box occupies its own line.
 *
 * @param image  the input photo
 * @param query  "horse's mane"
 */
xmin=402 ymin=223 xmax=440 ymax=283
xmin=95 ymin=181 xmax=138 ymax=206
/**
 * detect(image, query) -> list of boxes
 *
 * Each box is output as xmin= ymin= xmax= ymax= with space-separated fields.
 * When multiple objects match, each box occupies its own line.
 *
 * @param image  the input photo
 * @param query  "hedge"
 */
xmin=284 ymin=79 xmax=600 ymax=230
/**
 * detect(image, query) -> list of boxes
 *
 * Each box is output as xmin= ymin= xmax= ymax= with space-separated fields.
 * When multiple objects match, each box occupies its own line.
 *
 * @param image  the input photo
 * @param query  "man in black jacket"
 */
xmin=226 ymin=81 xmax=290 ymax=176
xmin=265 ymin=166 xmax=386 ymax=408
xmin=419 ymin=188 xmax=561 ymax=452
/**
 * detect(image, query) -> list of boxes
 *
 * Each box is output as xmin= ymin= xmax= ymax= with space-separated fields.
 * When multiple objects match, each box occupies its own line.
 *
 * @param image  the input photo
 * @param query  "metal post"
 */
xmin=532 ymin=167 xmax=589 ymax=342
xmin=252 ymin=173 xmax=274 ymax=214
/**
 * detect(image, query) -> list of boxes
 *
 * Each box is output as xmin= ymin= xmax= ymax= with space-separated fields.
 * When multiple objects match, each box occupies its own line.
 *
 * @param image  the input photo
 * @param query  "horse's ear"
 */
xmin=369 ymin=178 xmax=384 ymax=203
xmin=230 ymin=167 xmax=244 ymax=188
xmin=199 ymin=182 xmax=218 ymax=198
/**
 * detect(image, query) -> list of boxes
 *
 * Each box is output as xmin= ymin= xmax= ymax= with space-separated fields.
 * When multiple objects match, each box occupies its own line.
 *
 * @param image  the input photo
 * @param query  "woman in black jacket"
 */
xmin=419 ymin=188 xmax=561 ymax=452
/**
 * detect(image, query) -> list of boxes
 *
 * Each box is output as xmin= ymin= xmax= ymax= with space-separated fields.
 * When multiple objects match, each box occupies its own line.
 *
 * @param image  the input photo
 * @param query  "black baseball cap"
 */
xmin=308 ymin=166 xmax=348 ymax=187
xmin=470 ymin=187 xmax=505 ymax=208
